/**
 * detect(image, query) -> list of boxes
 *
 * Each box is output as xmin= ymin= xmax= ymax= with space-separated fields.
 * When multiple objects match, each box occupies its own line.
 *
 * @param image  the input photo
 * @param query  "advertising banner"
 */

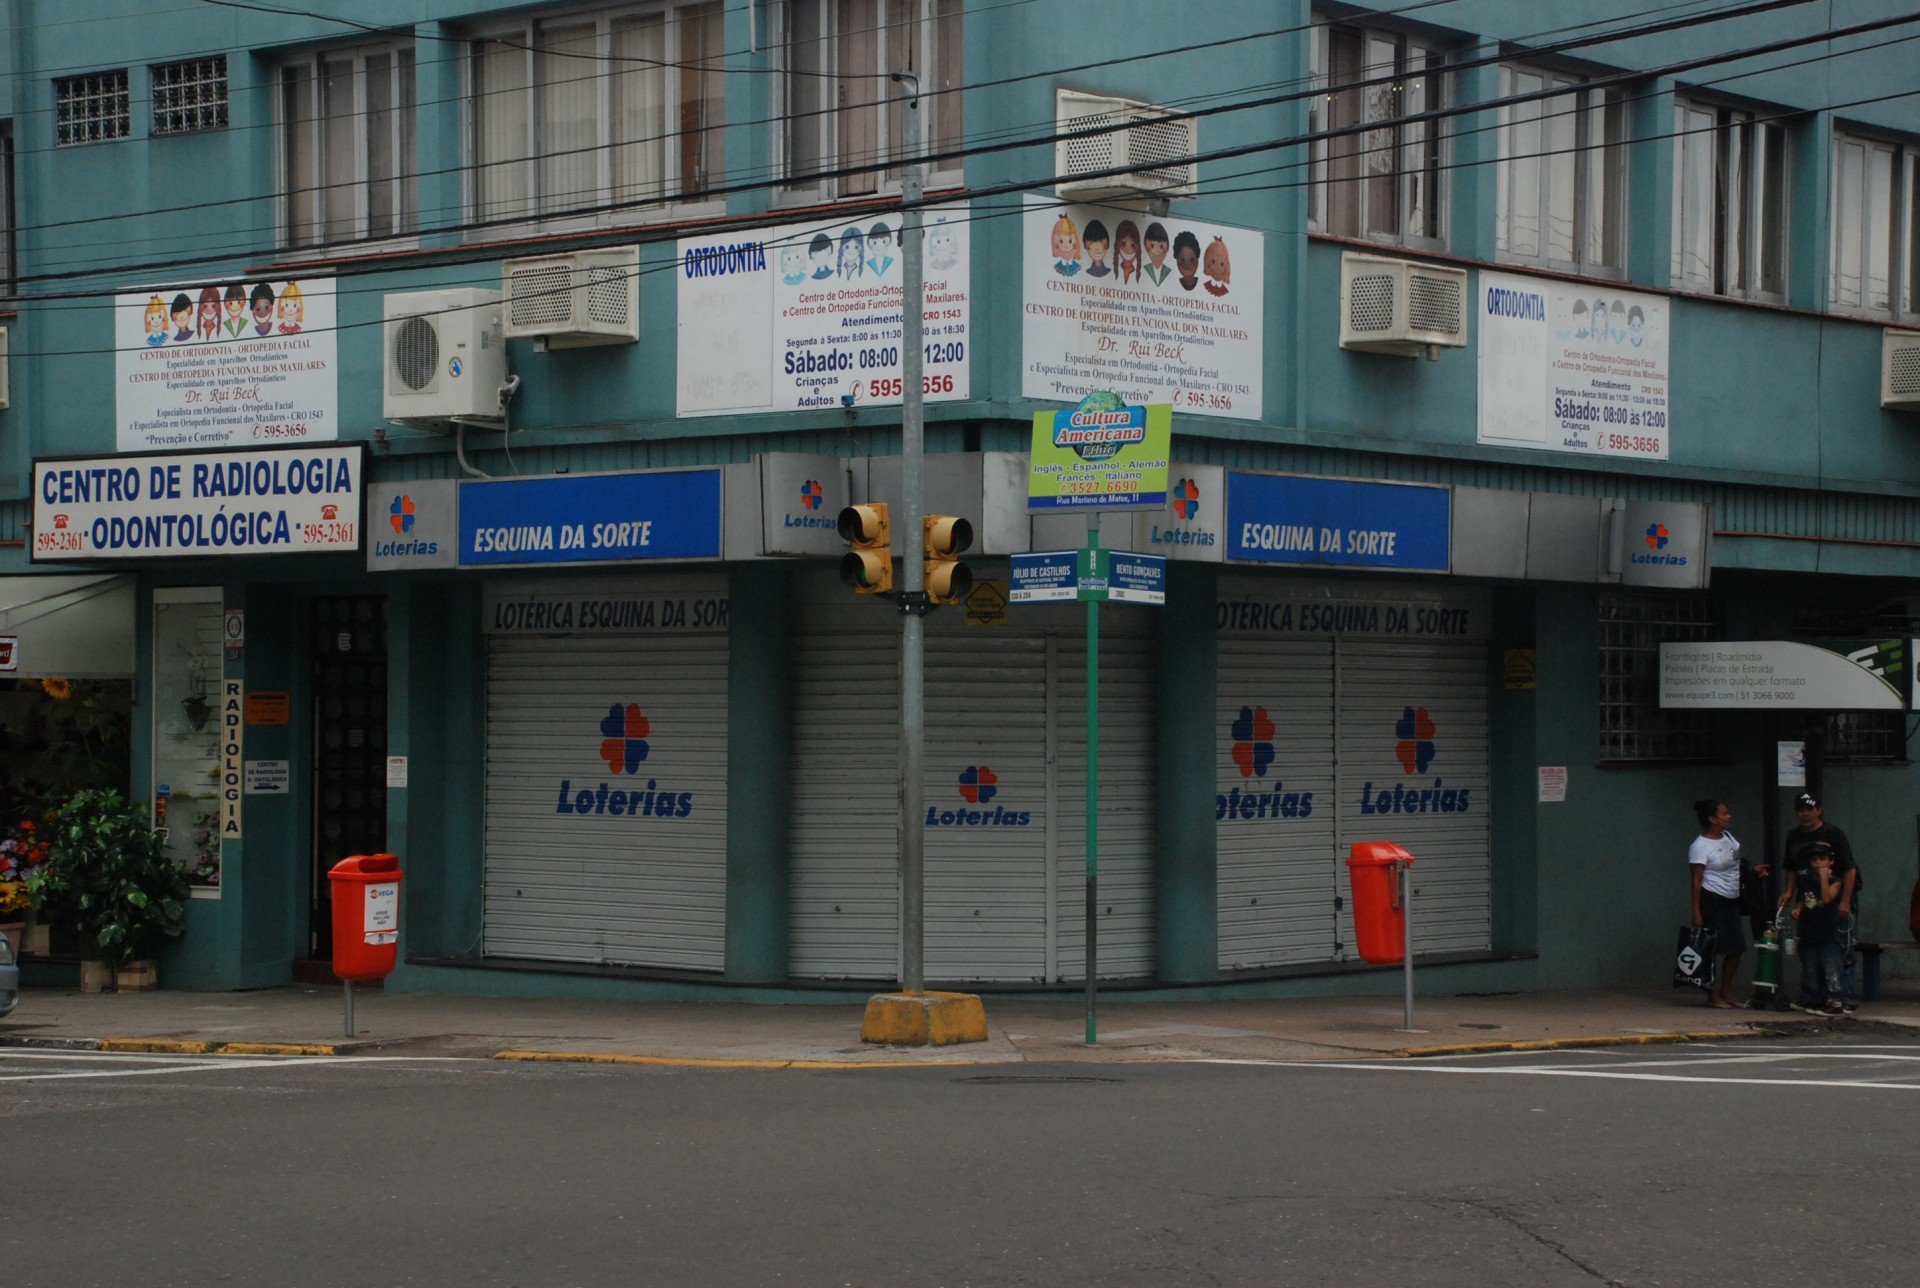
xmin=1660 ymin=640 xmax=1915 ymax=710
xmin=457 ymin=469 xmax=723 ymax=568
xmin=116 ymin=277 xmax=339 ymax=452
xmin=1028 ymin=397 xmax=1170 ymax=511
xmin=31 ymin=445 xmax=365 ymax=561
xmin=1022 ymin=197 xmax=1263 ymax=420
xmin=483 ymin=575 xmax=729 ymax=635
xmin=1225 ymin=473 xmax=1450 ymax=572
xmin=1215 ymin=578 xmax=1490 ymax=641
xmin=676 ymin=208 xmax=971 ymax=415
xmin=1478 ymin=270 xmax=1670 ymax=460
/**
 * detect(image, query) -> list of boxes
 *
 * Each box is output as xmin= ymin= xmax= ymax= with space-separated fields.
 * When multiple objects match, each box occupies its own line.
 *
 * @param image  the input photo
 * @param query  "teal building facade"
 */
xmin=3 ymin=0 xmax=1919 ymax=999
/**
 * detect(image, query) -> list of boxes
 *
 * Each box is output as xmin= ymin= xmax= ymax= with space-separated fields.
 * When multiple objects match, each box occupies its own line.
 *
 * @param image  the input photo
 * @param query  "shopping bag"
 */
xmin=1673 ymin=924 xmax=1718 ymax=990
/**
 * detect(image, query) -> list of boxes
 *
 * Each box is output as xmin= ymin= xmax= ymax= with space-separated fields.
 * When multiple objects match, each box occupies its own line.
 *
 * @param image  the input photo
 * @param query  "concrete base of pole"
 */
xmin=860 ymin=991 xmax=989 ymax=1046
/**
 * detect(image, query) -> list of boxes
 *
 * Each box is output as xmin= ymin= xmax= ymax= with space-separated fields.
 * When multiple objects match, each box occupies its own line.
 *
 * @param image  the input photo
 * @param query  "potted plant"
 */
xmin=0 ymin=817 xmax=50 ymax=961
xmin=28 ymin=789 xmax=189 ymax=991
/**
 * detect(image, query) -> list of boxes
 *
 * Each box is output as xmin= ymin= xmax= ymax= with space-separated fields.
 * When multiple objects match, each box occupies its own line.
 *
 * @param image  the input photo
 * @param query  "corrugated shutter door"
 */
xmin=1053 ymin=632 xmax=1156 ymax=979
xmin=1216 ymin=640 xmax=1339 ymax=970
xmin=1337 ymin=642 xmax=1491 ymax=955
xmin=925 ymin=635 xmax=1051 ymax=982
xmin=788 ymin=630 xmax=899 ymax=980
xmin=484 ymin=633 xmax=729 ymax=970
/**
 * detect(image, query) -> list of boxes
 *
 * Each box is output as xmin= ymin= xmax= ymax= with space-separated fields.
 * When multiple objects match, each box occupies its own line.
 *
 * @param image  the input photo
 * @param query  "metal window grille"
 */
xmin=1598 ymin=592 xmax=1722 ymax=762
xmin=152 ymin=57 xmax=229 ymax=135
xmin=53 ymin=70 xmax=131 ymax=146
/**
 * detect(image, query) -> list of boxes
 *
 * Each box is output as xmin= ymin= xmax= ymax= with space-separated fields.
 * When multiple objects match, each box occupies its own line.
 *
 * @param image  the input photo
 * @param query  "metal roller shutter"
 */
xmin=484 ymin=632 xmax=729 ymax=970
xmin=1216 ymin=640 xmax=1338 ymax=970
xmin=1336 ymin=642 xmax=1491 ymax=956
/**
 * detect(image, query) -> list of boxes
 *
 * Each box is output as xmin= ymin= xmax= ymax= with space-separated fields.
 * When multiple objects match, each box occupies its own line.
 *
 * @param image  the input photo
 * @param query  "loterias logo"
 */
xmin=927 ymin=765 xmax=1031 ymax=827
xmin=1172 ymin=478 xmax=1200 ymax=521
xmin=1361 ymin=705 xmax=1470 ymax=815
xmin=1148 ymin=477 xmax=1215 ymax=548
xmin=1218 ymin=703 xmax=1312 ymax=821
xmin=556 ymin=702 xmax=695 ymax=818
xmin=1631 ymin=520 xmax=1688 ymax=568
xmin=785 ymin=478 xmax=833 ymax=530
xmin=374 ymin=491 xmax=438 ymax=558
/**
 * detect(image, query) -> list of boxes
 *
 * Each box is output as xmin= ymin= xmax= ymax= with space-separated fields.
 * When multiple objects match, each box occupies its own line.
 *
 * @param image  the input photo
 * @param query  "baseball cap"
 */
xmin=1811 ymin=839 xmax=1835 ymax=854
xmin=1793 ymin=793 xmax=1818 ymax=809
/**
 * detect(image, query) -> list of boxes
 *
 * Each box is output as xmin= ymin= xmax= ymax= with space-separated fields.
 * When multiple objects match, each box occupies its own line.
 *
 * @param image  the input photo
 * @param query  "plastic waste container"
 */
xmin=1347 ymin=842 xmax=1414 ymax=965
xmin=328 ymin=853 xmax=403 ymax=982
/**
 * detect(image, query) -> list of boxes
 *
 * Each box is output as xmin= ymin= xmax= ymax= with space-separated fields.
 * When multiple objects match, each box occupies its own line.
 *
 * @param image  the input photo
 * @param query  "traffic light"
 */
xmin=923 ymin=514 xmax=974 ymax=605
xmin=837 ymin=502 xmax=893 ymax=595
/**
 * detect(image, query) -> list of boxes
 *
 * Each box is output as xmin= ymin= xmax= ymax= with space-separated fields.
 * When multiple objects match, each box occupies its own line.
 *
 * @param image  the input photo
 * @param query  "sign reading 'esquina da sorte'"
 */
xmin=31 ymin=445 xmax=365 ymax=561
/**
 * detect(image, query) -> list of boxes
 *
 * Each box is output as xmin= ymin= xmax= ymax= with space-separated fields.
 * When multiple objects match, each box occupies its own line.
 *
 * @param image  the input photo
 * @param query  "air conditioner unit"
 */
xmin=382 ymin=289 xmax=507 ymax=424
xmin=1882 ymin=328 xmax=1920 ymax=410
xmin=1339 ymin=252 xmax=1470 ymax=356
xmin=1054 ymin=89 xmax=1197 ymax=203
xmin=0 ymin=327 xmax=9 ymax=410
xmin=502 ymin=247 xmax=640 ymax=347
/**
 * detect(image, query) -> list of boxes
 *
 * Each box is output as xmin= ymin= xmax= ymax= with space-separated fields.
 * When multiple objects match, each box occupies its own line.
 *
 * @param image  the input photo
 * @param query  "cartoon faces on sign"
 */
xmin=1051 ymin=214 xmax=1082 ymax=276
xmin=1172 ymin=230 xmax=1202 ymax=292
xmin=250 ymin=282 xmax=276 ymax=335
xmin=1202 ymin=237 xmax=1231 ymax=297
xmin=1082 ymin=219 xmax=1111 ymax=277
xmin=1114 ymin=219 xmax=1141 ymax=285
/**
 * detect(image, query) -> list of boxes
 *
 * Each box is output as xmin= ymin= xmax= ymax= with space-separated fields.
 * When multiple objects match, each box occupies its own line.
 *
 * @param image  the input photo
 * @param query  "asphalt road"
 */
xmin=6 ymin=1034 xmax=1918 ymax=1287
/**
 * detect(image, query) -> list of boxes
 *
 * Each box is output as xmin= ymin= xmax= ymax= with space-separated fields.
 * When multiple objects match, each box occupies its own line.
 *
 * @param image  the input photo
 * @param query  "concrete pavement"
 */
xmin=5 ymin=978 xmax=1917 ymax=1064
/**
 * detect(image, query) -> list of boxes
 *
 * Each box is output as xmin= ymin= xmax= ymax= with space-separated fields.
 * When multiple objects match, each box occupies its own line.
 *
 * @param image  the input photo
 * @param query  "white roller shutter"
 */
xmin=484 ymin=632 xmax=729 ymax=970
xmin=1216 ymin=640 xmax=1338 ymax=970
xmin=1336 ymin=641 xmax=1491 ymax=956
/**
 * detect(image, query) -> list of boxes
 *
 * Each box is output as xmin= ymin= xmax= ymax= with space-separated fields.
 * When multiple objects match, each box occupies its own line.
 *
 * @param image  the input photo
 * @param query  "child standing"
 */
xmin=1785 ymin=840 xmax=1846 ymax=1015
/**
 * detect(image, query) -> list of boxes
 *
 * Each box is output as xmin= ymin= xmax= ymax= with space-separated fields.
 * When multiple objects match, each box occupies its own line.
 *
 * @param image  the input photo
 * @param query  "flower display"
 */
xmin=40 ymin=677 xmax=73 ymax=701
xmin=0 ymin=818 xmax=52 ymax=916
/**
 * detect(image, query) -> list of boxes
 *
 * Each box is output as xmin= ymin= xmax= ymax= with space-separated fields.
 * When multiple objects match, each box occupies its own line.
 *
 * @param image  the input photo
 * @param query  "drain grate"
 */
xmin=1459 ymin=1023 xmax=1503 ymax=1031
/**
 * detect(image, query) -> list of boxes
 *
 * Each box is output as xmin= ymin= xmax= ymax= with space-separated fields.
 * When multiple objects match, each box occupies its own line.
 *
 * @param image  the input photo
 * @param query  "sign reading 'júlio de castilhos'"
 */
xmin=31 ymin=444 xmax=365 ymax=561
xmin=1028 ymin=395 xmax=1171 ymax=511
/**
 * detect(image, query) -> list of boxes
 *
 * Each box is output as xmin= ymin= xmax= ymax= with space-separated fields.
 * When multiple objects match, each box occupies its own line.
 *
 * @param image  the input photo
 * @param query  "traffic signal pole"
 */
xmin=896 ymin=73 xmax=927 ymax=994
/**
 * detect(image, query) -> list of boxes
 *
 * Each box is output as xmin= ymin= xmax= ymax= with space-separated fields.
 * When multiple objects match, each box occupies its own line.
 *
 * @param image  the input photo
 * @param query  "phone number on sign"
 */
xmin=300 ymin=522 xmax=357 ymax=545
xmin=252 ymin=423 xmax=313 ymax=441
xmin=1176 ymin=390 xmax=1234 ymax=412
xmin=1604 ymin=434 xmax=1664 ymax=454
xmin=867 ymin=374 xmax=957 ymax=398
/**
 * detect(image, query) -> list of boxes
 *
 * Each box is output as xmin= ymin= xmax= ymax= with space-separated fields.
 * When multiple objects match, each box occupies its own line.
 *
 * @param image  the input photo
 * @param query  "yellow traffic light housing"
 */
xmin=923 ymin=514 xmax=974 ymax=605
xmin=837 ymin=502 xmax=893 ymax=595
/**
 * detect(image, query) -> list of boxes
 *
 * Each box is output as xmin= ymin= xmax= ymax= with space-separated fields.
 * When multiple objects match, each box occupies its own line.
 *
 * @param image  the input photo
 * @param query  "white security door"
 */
xmin=1215 ymin=639 xmax=1339 ymax=970
xmin=484 ymin=632 xmax=729 ymax=970
xmin=1336 ymin=641 xmax=1492 ymax=956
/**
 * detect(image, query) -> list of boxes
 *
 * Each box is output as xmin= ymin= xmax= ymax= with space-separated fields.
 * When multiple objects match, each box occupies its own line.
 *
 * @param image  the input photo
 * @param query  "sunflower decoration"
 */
xmin=41 ymin=677 xmax=72 ymax=701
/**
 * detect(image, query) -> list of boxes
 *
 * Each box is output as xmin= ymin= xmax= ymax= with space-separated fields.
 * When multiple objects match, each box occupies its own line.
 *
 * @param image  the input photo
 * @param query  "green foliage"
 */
xmin=28 ymin=789 xmax=189 ymax=969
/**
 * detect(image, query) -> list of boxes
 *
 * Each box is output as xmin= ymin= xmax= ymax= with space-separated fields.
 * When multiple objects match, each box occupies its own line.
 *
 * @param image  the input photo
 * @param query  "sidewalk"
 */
xmin=6 ymin=979 xmax=1917 ymax=1065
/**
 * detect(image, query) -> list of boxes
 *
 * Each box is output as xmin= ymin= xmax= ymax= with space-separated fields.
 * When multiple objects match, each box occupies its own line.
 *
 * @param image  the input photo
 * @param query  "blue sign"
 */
xmin=1010 ymin=551 xmax=1078 ymax=604
xmin=1226 ymin=473 xmax=1449 ymax=572
xmin=1108 ymin=552 xmax=1166 ymax=605
xmin=458 ymin=469 xmax=723 ymax=567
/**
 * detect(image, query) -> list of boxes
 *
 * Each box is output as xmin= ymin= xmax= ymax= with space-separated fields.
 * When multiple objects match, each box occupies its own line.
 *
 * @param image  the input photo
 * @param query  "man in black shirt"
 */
xmin=1779 ymin=793 xmax=1860 ymax=1011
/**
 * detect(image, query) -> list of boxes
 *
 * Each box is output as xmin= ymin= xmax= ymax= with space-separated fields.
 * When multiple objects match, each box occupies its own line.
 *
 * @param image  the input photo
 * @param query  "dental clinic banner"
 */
xmin=1477 ymin=270 xmax=1669 ymax=461
xmin=115 ymin=277 xmax=339 ymax=452
xmin=1021 ymin=196 xmax=1264 ymax=421
xmin=676 ymin=208 xmax=972 ymax=416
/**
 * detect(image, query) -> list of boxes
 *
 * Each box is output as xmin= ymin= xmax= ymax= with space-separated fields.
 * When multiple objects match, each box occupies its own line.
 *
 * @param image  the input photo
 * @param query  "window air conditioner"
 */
xmin=1882 ymin=328 xmax=1920 ymax=411
xmin=382 ymin=289 xmax=507 ymax=424
xmin=1339 ymin=252 xmax=1470 ymax=356
xmin=502 ymin=247 xmax=640 ymax=347
xmin=1054 ymin=89 xmax=1197 ymax=203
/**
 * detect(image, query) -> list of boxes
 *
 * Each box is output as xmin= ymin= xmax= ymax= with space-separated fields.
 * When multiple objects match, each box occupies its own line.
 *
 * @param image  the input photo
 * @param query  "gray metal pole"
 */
xmin=897 ymin=73 xmax=927 ymax=994
xmin=1401 ymin=862 xmax=1414 ymax=1031
xmin=344 ymin=978 xmax=355 ymax=1038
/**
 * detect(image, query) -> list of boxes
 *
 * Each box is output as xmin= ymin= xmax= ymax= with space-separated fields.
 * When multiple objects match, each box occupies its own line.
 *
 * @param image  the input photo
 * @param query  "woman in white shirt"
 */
xmin=1689 ymin=799 xmax=1754 ymax=1008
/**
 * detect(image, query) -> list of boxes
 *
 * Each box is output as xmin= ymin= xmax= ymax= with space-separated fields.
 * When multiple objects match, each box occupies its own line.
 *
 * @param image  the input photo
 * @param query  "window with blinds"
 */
xmin=470 ymin=3 xmax=724 ymax=224
xmin=278 ymin=42 xmax=417 ymax=248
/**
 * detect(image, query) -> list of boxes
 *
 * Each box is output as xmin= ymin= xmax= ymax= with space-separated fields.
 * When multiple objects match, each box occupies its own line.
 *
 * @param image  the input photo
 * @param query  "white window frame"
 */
xmin=1671 ymin=98 xmax=1789 ymax=303
xmin=1830 ymin=130 xmax=1920 ymax=321
xmin=276 ymin=40 xmax=417 ymax=250
xmin=778 ymin=0 xmax=965 ymax=203
xmin=1495 ymin=64 xmax=1627 ymax=278
xmin=466 ymin=2 xmax=726 ymax=231
xmin=1307 ymin=17 xmax=1448 ymax=251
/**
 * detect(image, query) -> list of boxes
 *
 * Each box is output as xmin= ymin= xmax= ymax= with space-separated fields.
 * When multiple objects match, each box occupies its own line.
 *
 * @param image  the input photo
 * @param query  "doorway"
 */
xmin=307 ymin=596 xmax=389 ymax=960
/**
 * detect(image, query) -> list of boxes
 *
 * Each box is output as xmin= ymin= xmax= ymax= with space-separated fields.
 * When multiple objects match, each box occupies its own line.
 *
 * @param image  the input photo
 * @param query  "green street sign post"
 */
xmin=1026 ymin=395 xmax=1171 ymax=1045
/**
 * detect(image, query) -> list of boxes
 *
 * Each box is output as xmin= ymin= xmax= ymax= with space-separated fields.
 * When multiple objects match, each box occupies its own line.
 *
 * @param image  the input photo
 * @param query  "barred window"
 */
xmin=1599 ymin=592 xmax=1721 ymax=762
xmin=54 ymin=70 xmax=131 ymax=146
xmin=1792 ymin=609 xmax=1917 ymax=763
xmin=152 ymin=57 xmax=229 ymax=135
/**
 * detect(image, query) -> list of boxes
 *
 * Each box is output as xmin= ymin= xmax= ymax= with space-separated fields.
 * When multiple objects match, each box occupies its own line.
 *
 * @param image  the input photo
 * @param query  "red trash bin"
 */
xmin=329 ymin=853 xmax=403 ymax=982
xmin=1346 ymin=842 xmax=1414 ymax=965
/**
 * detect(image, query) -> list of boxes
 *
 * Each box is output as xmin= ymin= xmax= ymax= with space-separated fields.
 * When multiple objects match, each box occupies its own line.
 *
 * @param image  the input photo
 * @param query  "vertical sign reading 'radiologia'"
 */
xmin=115 ymin=277 xmax=339 ymax=452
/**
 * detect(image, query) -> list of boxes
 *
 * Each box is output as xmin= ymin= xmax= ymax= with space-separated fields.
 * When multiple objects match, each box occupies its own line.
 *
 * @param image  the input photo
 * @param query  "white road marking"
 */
xmin=1197 ymin=1056 xmax=1920 ymax=1090
xmin=0 ymin=1051 xmax=465 ymax=1083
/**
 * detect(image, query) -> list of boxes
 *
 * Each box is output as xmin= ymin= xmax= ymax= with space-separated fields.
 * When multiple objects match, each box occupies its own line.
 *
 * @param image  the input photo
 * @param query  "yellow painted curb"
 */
xmin=1400 ymin=1027 xmax=1760 ymax=1059
xmin=218 ymin=1042 xmax=343 ymax=1057
xmin=493 ymin=1050 xmax=993 ymax=1070
xmin=98 ymin=1038 xmax=219 ymax=1054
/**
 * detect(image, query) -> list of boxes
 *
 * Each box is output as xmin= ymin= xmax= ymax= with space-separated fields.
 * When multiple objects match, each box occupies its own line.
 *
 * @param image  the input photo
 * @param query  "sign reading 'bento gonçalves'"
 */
xmin=30 ymin=445 xmax=365 ymax=561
